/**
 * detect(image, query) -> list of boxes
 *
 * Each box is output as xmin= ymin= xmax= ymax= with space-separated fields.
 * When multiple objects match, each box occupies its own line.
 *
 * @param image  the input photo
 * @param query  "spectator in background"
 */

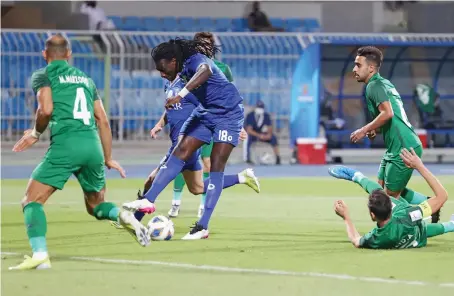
xmin=247 ymin=1 xmax=284 ymax=32
xmin=80 ymin=1 xmax=115 ymax=31
xmin=244 ymin=101 xmax=281 ymax=165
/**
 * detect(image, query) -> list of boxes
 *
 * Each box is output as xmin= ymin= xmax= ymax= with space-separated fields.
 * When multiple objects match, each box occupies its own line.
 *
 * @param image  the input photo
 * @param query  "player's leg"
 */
xmin=267 ymin=135 xmax=281 ymax=165
xmin=182 ymin=107 xmax=245 ymax=240
xmin=245 ymin=135 xmax=257 ymax=163
xmin=182 ymin=151 xmax=260 ymax=197
xmin=199 ymin=140 xmax=213 ymax=217
xmin=377 ymin=158 xmax=386 ymax=188
xmin=426 ymin=216 xmax=454 ymax=238
xmin=77 ymin=164 xmax=150 ymax=247
xmin=122 ymin=114 xmax=208 ymax=212
xmin=9 ymin=159 xmax=71 ymax=270
xmin=329 ymin=165 xmax=383 ymax=194
xmin=170 ymin=173 xmax=186 ymax=216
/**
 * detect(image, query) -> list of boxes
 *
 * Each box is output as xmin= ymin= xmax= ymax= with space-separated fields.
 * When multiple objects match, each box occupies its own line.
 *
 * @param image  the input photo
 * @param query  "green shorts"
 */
xmin=31 ymin=137 xmax=105 ymax=192
xmin=377 ymin=145 xmax=423 ymax=193
xmin=201 ymin=140 xmax=213 ymax=159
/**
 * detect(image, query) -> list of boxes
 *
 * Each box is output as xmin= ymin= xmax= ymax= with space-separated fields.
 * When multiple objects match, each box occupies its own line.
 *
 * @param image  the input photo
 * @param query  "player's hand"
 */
xmin=334 ymin=200 xmax=349 ymax=219
xmin=12 ymin=129 xmax=39 ymax=152
xmin=105 ymin=159 xmax=126 ymax=178
xmin=165 ymin=95 xmax=182 ymax=109
xmin=239 ymin=128 xmax=248 ymax=141
xmin=400 ymin=148 xmax=423 ymax=169
xmin=150 ymin=125 xmax=162 ymax=139
xmin=350 ymin=127 xmax=367 ymax=143
xmin=366 ymin=130 xmax=377 ymax=140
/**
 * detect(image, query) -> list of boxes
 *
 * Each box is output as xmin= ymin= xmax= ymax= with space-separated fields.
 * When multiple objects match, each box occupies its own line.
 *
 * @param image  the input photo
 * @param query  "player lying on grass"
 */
xmin=330 ymin=148 xmax=453 ymax=249
xmin=123 ymin=38 xmax=253 ymax=239
xmin=112 ymin=69 xmax=258 ymax=228
xmin=350 ymin=46 xmax=441 ymax=222
xmin=9 ymin=34 xmax=150 ymax=271
xmin=170 ymin=31 xmax=237 ymax=219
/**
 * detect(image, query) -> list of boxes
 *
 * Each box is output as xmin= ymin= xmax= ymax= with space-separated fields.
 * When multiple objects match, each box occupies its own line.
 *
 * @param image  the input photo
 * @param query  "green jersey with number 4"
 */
xmin=359 ymin=197 xmax=428 ymax=249
xmin=365 ymin=73 xmax=421 ymax=160
xmin=31 ymin=60 xmax=100 ymax=142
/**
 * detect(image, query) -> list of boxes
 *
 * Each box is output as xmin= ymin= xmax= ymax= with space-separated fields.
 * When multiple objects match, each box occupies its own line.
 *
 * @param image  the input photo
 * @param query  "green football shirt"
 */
xmin=365 ymin=73 xmax=421 ymax=160
xmin=31 ymin=60 xmax=100 ymax=141
xmin=359 ymin=197 xmax=428 ymax=249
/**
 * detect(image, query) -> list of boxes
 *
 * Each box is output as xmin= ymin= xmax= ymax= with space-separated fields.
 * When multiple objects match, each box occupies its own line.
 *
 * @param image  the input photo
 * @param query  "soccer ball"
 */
xmin=147 ymin=215 xmax=175 ymax=241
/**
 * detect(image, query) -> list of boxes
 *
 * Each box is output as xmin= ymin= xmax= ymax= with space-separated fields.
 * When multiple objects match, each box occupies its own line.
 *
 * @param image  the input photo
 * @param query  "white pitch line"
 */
xmin=1 ymin=252 xmax=453 ymax=288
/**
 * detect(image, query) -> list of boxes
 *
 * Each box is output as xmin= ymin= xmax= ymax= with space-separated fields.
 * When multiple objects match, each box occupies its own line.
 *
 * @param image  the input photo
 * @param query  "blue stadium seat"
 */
xmin=270 ymin=18 xmax=285 ymax=29
xmin=161 ymin=17 xmax=178 ymax=32
xmin=123 ymin=16 xmax=142 ymax=31
xmin=232 ymin=18 xmax=248 ymax=32
xmin=108 ymin=16 xmax=123 ymax=29
xmin=214 ymin=18 xmax=232 ymax=32
xmin=303 ymin=18 xmax=320 ymax=32
xmin=142 ymin=17 xmax=160 ymax=31
xmin=197 ymin=17 xmax=216 ymax=31
xmin=286 ymin=18 xmax=305 ymax=32
xmin=178 ymin=17 xmax=196 ymax=32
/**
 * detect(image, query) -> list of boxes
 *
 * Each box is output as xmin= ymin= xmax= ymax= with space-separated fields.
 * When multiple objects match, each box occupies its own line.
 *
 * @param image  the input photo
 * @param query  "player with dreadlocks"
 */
xmin=123 ymin=38 xmax=253 ymax=239
xmin=169 ymin=32 xmax=237 ymax=219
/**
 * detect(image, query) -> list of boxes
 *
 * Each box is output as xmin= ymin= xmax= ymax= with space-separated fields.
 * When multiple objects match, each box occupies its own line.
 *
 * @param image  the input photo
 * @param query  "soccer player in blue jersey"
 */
xmin=123 ymin=38 xmax=258 ymax=239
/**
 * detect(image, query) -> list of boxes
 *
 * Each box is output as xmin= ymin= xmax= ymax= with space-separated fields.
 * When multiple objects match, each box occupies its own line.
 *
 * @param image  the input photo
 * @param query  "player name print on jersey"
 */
xmin=59 ymin=75 xmax=89 ymax=87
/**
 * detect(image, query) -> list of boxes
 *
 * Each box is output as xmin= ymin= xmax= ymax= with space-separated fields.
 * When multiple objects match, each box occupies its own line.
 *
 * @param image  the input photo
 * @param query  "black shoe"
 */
xmin=427 ymin=196 xmax=441 ymax=223
xmin=189 ymin=222 xmax=205 ymax=235
xmin=276 ymin=156 xmax=281 ymax=165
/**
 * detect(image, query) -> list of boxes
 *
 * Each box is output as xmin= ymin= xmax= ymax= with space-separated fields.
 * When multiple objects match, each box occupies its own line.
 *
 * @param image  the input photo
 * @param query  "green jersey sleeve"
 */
xmin=368 ymin=82 xmax=389 ymax=107
xmin=359 ymin=229 xmax=377 ymax=249
xmin=90 ymin=79 xmax=101 ymax=101
xmin=31 ymin=68 xmax=51 ymax=94
xmin=223 ymin=64 xmax=234 ymax=82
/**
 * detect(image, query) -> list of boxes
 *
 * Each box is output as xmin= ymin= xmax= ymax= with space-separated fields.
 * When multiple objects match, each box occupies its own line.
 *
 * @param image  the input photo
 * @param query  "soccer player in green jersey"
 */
xmin=329 ymin=149 xmax=453 ymax=249
xmin=350 ymin=46 xmax=441 ymax=222
xmin=168 ymin=32 xmax=240 ymax=218
xmin=9 ymin=35 xmax=150 ymax=270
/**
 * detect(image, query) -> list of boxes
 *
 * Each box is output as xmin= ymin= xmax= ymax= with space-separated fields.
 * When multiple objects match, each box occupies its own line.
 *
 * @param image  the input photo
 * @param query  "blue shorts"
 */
xmin=180 ymin=104 xmax=244 ymax=147
xmin=160 ymin=143 xmax=202 ymax=172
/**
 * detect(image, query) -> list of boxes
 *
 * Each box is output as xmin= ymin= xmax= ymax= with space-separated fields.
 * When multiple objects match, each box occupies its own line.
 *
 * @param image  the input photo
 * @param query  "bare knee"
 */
xmin=22 ymin=180 xmax=56 ymax=209
xmin=174 ymin=145 xmax=194 ymax=161
xmin=187 ymin=182 xmax=204 ymax=195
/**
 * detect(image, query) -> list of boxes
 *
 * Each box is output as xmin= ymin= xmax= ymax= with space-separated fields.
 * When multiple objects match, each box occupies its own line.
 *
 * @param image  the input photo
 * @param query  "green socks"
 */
xmin=401 ymin=188 xmax=428 ymax=205
xmin=353 ymin=173 xmax=383 ymax=194
xmin=93 ymin=202 xmax=120 ymax=221
xmin=200 ymin=172 xmax=210 ymax=207
xmin=172 ymin=173 xmax=186 ymax=205
xmin=24 ymin=202 xmax=48 ymax=254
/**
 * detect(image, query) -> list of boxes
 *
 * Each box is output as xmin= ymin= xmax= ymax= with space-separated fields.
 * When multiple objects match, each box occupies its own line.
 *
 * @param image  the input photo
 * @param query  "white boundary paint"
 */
xmin=1 ymin=252 xmax=453 ymax=288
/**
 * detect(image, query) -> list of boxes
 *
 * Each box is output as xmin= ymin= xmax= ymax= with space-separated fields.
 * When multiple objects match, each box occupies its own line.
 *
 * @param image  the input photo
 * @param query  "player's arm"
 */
xmin=150 ymin=110 xmax=167 ymax=139
xmin=93 ymin=99 xmax=113 ymax=161
xmin=334 ymin=200 xmax=361 ymax=247
xmin=400 ymin=148 xmax=448 ymax=216
xmin=166 ymin=64 xmax=212 ymax=108
xmin=363 ymin=85 xmax=394 ymax=133
xmin=33 ymin=86 xmax=53 ymax=135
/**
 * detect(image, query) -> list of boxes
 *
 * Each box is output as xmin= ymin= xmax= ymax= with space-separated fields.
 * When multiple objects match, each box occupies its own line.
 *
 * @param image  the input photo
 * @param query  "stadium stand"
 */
xmin=106 ymin=16 xmax=321 ymax=32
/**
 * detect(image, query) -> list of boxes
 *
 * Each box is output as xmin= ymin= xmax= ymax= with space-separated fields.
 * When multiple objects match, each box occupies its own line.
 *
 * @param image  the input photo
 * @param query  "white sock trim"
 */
xmin=238 ymin=173 xmax=246 ymax=184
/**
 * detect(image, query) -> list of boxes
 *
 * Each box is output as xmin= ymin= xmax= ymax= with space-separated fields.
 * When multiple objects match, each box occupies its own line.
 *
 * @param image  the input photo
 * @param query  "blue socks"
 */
xmin=203 ymin=174 xmax=239 ymax=194
xmin=199 ymin=172 xmax=224 ymax=229
xmin=144 ymin=155 xmax=185 ymax=203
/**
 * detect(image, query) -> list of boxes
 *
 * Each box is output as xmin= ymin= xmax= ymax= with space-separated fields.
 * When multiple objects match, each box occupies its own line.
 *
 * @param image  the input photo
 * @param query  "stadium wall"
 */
xmin=96 ymin=1 xmax=322 ymax=19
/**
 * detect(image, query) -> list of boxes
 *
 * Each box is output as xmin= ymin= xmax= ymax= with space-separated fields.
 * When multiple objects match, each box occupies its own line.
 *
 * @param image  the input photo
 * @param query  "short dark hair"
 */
xmin=357 ymin=46 xmax=383 ymax=68
xmin=45 ymin=34 xmax=71 ymax=58
xmin=368 ymin=189 xmax=392 ymax=221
